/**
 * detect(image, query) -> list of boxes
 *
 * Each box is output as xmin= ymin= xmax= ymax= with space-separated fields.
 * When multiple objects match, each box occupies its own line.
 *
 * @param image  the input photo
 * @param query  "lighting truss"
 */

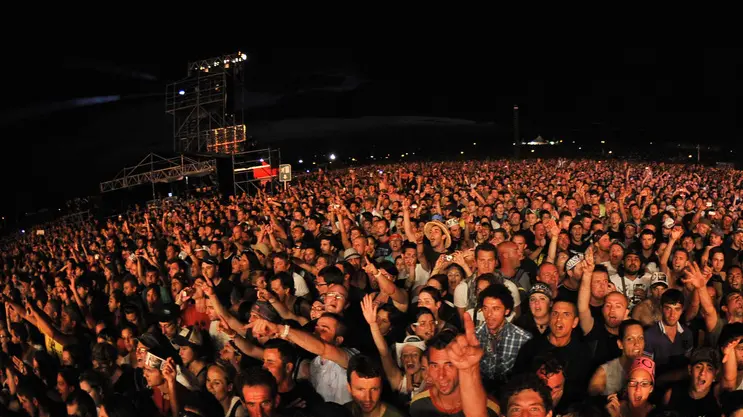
xmin=100 ymin=153 xmax=216 ymax=193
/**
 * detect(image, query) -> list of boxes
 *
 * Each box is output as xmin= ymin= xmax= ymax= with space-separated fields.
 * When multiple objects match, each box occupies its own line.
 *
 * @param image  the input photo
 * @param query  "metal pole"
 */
xmin=150 ymin=155 xmax=156 ymax=201
xmin=513 ymin=105 xmax=520 ymax=159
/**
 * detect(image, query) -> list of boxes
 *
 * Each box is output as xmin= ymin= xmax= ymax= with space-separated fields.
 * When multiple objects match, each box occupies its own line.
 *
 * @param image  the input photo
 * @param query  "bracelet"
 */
xmin=280 ymin=324 xmax=290 ymax=339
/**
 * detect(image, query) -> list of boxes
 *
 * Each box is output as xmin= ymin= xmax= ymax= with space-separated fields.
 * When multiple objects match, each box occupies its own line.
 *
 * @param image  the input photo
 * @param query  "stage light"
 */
xmin=298 ymin=159 xmax=303 ymax=163
xmin=259 ymin=158 xmax=264 ymax=162
xmin=21 ymin=229 xmax=25 ymax=234
xmin=601 ymin=140 xmax=605 ymax=144
xmin=241 ymin=53 xmax=247 ymax=60
xmin=608 ymin=151 xmax=613 ymax=154
xmin=179 ymin=90 xmax=185 ymax=96
xmin=688 ymin=155 xmax=693 ymax=158
xmin=306 ymin=170 xmax=310 ymax=173
xmin=168 ymin=192 xmax=173 ymax=197
xmin=460 ymin=151 xmax=464 ymax=155
xmin=329 ymin=154 xmax=336 ymax=160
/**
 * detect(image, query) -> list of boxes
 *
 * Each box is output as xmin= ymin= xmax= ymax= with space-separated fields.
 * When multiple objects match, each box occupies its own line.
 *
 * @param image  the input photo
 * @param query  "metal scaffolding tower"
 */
xmin=165 ymin=52 xmax=248 ymax=154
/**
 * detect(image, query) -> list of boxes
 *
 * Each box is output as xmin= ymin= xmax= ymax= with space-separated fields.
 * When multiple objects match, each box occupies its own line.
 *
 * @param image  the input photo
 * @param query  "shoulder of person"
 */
xmin=409 ymin=388 xmax=433 ymax=406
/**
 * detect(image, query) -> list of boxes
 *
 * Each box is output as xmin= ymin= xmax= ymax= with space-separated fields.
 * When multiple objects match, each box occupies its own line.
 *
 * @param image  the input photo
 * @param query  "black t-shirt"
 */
xmin=583 ymin=323 xmax=621 ymax=368
xmin=213 ymin=277 xmax=234 ymax=306
xmin=665 ymin=381 xmax=721 ymax=417
xmin=280 ymin=380 xmax=323 ymax=414
xmin=513 ymin=334 xmax=593 ymax=407
xmin=557 ymin=285 xmax=579 ymax=306
xmin=568 ymin=240 xmax=590 ymax=255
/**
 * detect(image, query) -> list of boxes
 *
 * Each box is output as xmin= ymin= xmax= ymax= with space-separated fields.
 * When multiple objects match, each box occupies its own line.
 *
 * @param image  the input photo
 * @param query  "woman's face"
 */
xmin=56 ymin=373 xmax=74 ymax=401
xmin=447 ymin=268 xmax=463 ymax=290
xmin=179 ymin=345 xmax=196 ymax=366
xmin=310 ymin=301 xmax=325 ymax=321
xmin=626 ymin=370 xmax=653 ymax=408
xmin=376 ymin=309 xmax=391 ymax=336
xmin=413 ymin=313 xmax=436 ymax=341
xmin=206 ymin=366 xmax=231 ymax=402
xmin=417 ymin=293 xmax=439 ymax=315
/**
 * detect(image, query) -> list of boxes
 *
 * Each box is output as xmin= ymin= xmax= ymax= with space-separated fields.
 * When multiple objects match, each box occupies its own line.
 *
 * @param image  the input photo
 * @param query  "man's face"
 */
xmin=728 ymin=267 xmax=743 ymax=291
xmin=725 ymin=292 xmax=743 ymax=319
xmin=159 ymin=320 xmax=178 ymax=339
xmin=389 ymin=237 xmax=402 ymax=252
xmin=591 ymin=271 xmax=609 ymax=301
xmin=662 ymin=303 xmax=683 ymax=327
xmin=144 ymin=366 xmax=164 ymax=388
xmin=549 ymin=301 xmax=578 ymax=339
xmin=570 ymin=224 xmax=583 ymax=243
xmin=320 ymin=239 xmax=333 ymax=254
xmin=123 ymin=281 xmax=137 ymax=296
xmin=690 ymin=362 xmax=715 ymax=392
xmin=512 ymin=236 xmax=527 ymax=257
xmin=348 ymin=372 xmax=383 ymax=414
xmin=202 ymin=263 xmax=216 ymax=280
xmin=506 ymin=388 xmax=550 ymax=417
xmin=427 ymin=348 xmax=459 ymax=395
xmin=672 ymin=251 xmax=688 ymax=272
xmin=108 ymin=295 xmax=119 ymax=312
xmin=352 ymin=237 xmax=368 ymax=258
xmin=640 ymin=234 xmax=655 ymax=251
xmin=619 ymin=324 xmax=645 ymax=360
xmin=624 ymin=255 xmax=641 ymax=275
xmin=481 ymin=296 xmax=509 ymax=333
xmin=262 ymin=348 xmax=288 ymax=386
xmin=323 ymin=285 xmax=348 ymax=314
xmin=650 ymin=285 xmax=667 ymax=302
xmin=270 ymin=279 xmax=289 ymax=302
xmin=273 ymin=258 xmax=288 ymax=273
xmin=314 ymin=316 xmax=339 ymax=344
xmin=241 ymin=385 xmax=277 ymax=417
xmin=476 ymin=250 xmax=497 ymax=275
xmin=537 ymin=264 xmax=559 ymax=289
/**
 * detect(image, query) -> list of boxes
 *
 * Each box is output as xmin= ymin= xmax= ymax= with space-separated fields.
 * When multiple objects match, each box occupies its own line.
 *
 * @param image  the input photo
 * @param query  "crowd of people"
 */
xmin=2 ymin=158 xmax=743 ymax=417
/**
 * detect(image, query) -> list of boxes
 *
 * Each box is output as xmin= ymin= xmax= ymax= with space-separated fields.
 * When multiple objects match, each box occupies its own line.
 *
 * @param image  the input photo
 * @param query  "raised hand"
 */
xmin=681 ymin=262 xmax=708 ymax=289
xmin=722 ymin=339 xmax=740 ymax=364
xmin=606 ymin=393 xmax=621 ymax=417
xmin=670 ymin=227 xmax=683 ymax=241
xmin=250 ymin=318 xmax=280 ymax=340
xmin=446 ymin=312 xmax=483 ymax=371
xmin=162 ymin=357 xmax=177 ymax=385
xmin=360 ymin=294 xmax=378 ymax=325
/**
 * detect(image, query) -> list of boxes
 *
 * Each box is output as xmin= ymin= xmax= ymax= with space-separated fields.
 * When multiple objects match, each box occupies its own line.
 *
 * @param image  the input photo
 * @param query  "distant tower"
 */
xmin=513 ymin=105 xmax=520 ymax=159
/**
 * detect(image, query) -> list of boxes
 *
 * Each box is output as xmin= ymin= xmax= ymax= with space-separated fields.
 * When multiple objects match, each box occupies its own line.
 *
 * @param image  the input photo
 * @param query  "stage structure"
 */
xmin=166 ymin=52 xmax=248 ymax=154
xmin=232 ymin=148 xmax=281 ymax=196
xmin=99 ymin=153 xmax=216 ymax=199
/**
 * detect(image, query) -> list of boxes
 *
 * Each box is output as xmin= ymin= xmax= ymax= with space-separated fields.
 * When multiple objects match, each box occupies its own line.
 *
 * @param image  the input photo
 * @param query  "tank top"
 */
xmin=601 ymin=358 xmax=626 ymax=396
xmin=667 ymin=383 xmax=721 ymax=417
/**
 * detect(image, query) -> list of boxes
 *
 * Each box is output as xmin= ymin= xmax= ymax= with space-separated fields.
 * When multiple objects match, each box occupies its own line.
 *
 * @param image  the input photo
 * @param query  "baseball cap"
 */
xmin=690 ymin=347 xmax=720 ymax=369
xmin=389 ymin=233 xmax=403 ymax=241
xmin=135 ymin=333 xmax=161 ymax=350
xmin=343 ymin=248 xmax=361 ymax=261
xmin=529 ymin=283 xmax=553 ymax=300
xmin=649 ymin=272 xmax=669 ymax=288
xmin=629 ymin=357 xmax=655 ymax=383
xmin=699 ymin=218 xmax=712 ymax=227
xmin=201 ymin=256 xmax=218 ymax=266
xmin=445 ymin=218 xmax=460 ymax=229
xmin=566 ymin=254 xmax=584 ymax=271
xmin=173 ymin=326 xmax=204 ymax=348
xmin=154 ymin=304 xmax=180 ymax=323
xmin=663 ymin=218 xmax=675 ymax=229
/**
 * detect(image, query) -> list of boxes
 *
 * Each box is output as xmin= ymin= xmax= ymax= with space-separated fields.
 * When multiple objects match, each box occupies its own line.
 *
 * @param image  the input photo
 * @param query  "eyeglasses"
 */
xmin=627 ymin=380 xmax=653 ymax=388
xmin=321 ymin=292 xmax=345 ymax=301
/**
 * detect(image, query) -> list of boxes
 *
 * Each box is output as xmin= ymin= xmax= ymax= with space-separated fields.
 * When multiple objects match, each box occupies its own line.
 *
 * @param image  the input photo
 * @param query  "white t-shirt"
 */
xmin=610 ymin=273 xmax=651 ymax=308
xmin=453 ymin=281 xmax=468 ymax=309
xmin=411 ymin=264 xmax=432 ymax=290
xmin=293 ymin=272 xmax=310 ymax=297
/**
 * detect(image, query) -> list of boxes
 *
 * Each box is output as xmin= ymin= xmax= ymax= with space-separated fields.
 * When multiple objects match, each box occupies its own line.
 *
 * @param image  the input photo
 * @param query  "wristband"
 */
xmin=280 ymin=324 xmax=290 ymax=339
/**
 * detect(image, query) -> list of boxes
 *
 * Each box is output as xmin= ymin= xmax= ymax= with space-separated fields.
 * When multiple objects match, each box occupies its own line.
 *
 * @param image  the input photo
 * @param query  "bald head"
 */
xmin=497 ymin=241 xmax=520 ymax=268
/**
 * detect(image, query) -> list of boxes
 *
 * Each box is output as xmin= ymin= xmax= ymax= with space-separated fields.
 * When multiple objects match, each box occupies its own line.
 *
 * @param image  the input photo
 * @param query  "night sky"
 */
xmin=1 ymin=46 xmax=742 ymax=223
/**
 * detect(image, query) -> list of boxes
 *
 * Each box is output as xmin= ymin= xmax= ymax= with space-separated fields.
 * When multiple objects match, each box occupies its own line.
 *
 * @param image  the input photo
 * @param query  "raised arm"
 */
xmin=365 ymin=263 xmax=409 ymax=313
xmin=252 ymin=319 xmax=351 ymax=368
xmin=683 ymin=262 xmax=718 ymax=333
xmin=577 ymin=250 xmax=596 ymax=335
xmin=660 ymin=228 xmax=682 ymax=282
xmin=721 ymin=339 xmax=740 ymax=391
xmin=361 ymin=295 xmax=404 ymax=388
xmin=448 ymin=313 xmax=489 ymax=417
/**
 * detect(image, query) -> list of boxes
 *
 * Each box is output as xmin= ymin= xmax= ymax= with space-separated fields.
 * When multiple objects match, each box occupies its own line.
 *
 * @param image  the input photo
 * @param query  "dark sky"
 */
xmin=1 ymin=46 xmax=742 ymax=220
